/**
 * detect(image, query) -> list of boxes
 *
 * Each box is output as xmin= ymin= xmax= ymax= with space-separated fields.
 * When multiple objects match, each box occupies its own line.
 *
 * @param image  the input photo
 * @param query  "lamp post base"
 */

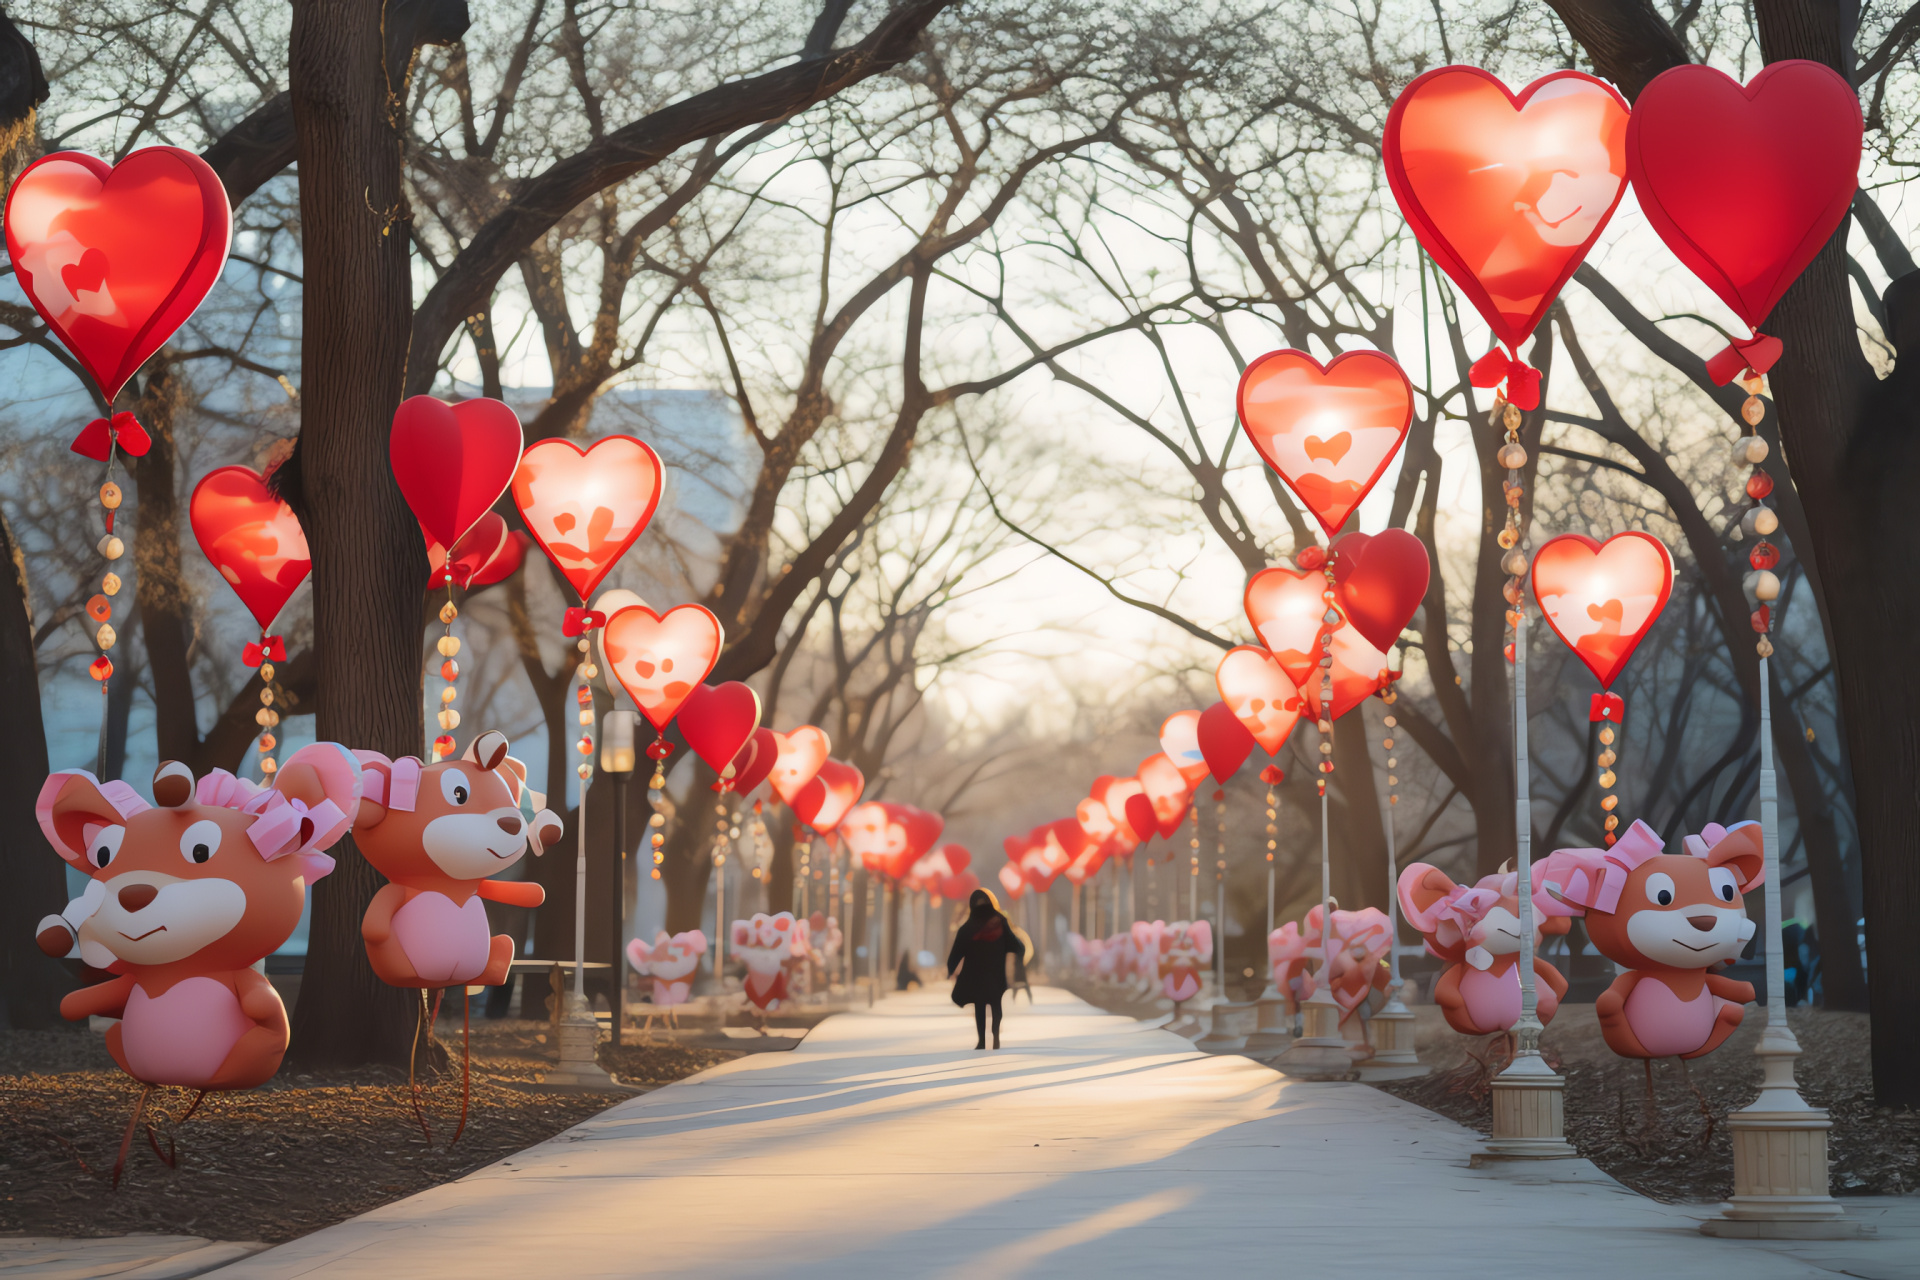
xmin=1357 ymin=998 xmax=1427 ymax=1080
xmin=1473 ymin=1052 xmax=1576 ymax=1161
xmin=1244 ymin=989 xmax=1292 ymax=1056
xmin=1195 ymin=1000 xmax=1254 ymax=1052
xmin=540 ymin=993 xmax=630 ymax=1092
xmin=1274 ymin=994 xmax=1357 ymax=1081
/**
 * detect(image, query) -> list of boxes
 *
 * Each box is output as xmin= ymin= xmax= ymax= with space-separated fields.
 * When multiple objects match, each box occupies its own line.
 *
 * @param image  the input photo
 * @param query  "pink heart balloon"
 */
xmin=768 ymin=725 xmax=831 ymax=805
xmin=1215 ymin=645 xmax=1303 ymax=755
xmin=794 ymin=759 xmax=863 ymax=836
xmin=603 ymin=603 xmax=723 ymax=730
xmin=1159 ymin=710 xmax=1208 ymax=783
xmin=1236 ymin=350 xmax=1413 ymax=536
xmin=511 ymin=435 xmax=664 ymax=602
xmin=1244 ymin=564 xmax=1328 ymax=690
xmin=1530 ymin=532 xmax=1674 ymax=689
xmin=1299 ymin=625 xmax=1392 ymax=721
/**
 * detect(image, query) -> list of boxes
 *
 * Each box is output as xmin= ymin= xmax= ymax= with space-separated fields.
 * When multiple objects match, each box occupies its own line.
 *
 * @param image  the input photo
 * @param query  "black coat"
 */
xmin=947 ymin=911 xmax=1023 ymax=1006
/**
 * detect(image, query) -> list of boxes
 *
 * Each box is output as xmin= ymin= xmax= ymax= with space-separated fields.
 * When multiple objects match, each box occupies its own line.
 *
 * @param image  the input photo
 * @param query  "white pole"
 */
xmin=574 ymin=770 xmax=589 ymax=998
xmin=1512 ymin=609 xmax=1539 ymax=1051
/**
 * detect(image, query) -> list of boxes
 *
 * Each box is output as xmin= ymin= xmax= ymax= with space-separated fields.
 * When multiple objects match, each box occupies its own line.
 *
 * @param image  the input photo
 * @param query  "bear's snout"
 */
xmin=118 ymin=883 xmax=160 ymax=912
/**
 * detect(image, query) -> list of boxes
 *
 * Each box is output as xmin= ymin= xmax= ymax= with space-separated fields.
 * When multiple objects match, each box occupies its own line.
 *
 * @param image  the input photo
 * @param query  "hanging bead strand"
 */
xmin=432 ymin=584 xmax=461 ymax=760
xmin=1734 ymin=373 xmax=1781 ymax=661
xmin=646 ymin=736 xmax=672 ymax=880
xmin=1496 ymin=400 xmax=1530 ymax=656
xmin=89 ymin=449 xmax=126 ymax=774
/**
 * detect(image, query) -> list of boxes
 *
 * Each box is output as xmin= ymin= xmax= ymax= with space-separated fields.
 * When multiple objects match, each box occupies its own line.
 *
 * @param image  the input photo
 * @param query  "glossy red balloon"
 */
xmin=794 ymin=759 xmax=864 ymax=836
xmin=1331 ymin=528 xmax=1430 ymax=653
xmin=1089 ymin=776 xmax=1144 ymax=853
xmin=997 ymin=862 xmax=1027 ymax=900
xmin=5 ymin=148 xmax=231 ymax=401
xmin=390 ymin=396 xmax=523 ymax=556
xmin=1530 ymin=532 xmax=1674 ymax=689
xmin=1197 ymin=701 xmax=1257 ymax=782
xmin=189 ymin=465 xmax=309 ymax=631
xmin=887 ymin=803 xmax=945 ymax=859
xmin=426 ymin=511 xmax=520 ymax=590
xmin=678 ymin=681 xmax=762 ymax=776
xmin=768 ymin=725 xmax=831 ymax=805
xmin=511 ymin=435 xmax=664 ymax=602
xmin=1237 ymin=350 xmax=1413 ymax=536
xmin=936 ymin=843 xmax=972 ymax=875
xmin=1244 ymin=563 xmax=1328 ymax=690
xmin=470 ymin=531 xmax=531 ymax=589
xmin=1627 ymin=61 xmax=1861 ymax=340
xmin=602 ymin=603 xmax=724 ymax=730
xmin=723 ymin=726 xmax=780 ymax=797
xmin=1215 ymin=645 xmax=1302 ymax=755
xmin=1385 ymin=68 xmax=1629 ymax=353
xmin=1137 ymin=754 xmax=1191 ymax=838
xmin=1123 ymin=793 xmax=1157 ymax=844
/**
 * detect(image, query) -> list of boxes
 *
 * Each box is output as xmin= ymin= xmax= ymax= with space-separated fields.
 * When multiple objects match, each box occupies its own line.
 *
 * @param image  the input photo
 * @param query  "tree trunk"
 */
xmin=283 ymin=0 xmax=432 ymax=1069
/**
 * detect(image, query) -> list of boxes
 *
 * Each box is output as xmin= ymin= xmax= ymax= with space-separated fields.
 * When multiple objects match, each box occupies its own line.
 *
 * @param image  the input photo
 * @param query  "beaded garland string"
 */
xmin=430 ymin=583 xmax=462 ymax=761
xmin=88 ymin=448 xmax=126 ymax=775
xmin=1732 ymin=373 xmax=1782 ymax=659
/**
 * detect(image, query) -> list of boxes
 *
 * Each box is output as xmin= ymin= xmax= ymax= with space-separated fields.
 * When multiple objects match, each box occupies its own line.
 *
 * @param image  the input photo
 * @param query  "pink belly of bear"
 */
xmin=652 ymin=978 xmax=692 ymax=1006
xmin=1164 ymin=970 xmax=1200 ymax=1002
xmin=121 ymin=976 xmax=253 ymax=1086
xmin=1458 ymin=965 xmax=1520 ymax=1033
xmin=394 ymin=891 xmax=491 ymax=985
xmin=1623 ymin=978 xmax=1716 ymax=1056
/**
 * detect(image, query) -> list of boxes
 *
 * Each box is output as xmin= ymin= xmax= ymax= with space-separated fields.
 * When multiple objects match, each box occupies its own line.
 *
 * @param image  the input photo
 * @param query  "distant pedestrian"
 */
xmin=947 ymin=889 xmax=1027 ymax=1049
xmin=896 ymin=951 xmax=923 ymax=991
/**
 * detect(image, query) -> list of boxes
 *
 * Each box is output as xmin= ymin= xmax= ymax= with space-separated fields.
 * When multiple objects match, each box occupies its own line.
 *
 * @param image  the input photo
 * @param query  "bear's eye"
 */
xmin=88 ymin=825 xmax=124 ymax=869
xmin=1644 ymin=872 xmax=1676 ymax=907
xmin=440 ymin=769 xmax=471 ymax=807
xmin=179 ymin=819 xmax=223 ymax=865
xmin=1709 ymin=866 xmax=1739 ymax=903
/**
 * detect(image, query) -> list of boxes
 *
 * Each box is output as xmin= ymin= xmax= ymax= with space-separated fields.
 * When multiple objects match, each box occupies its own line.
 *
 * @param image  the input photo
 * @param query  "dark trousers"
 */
xmin=972 ymin=993 xmax=1004 ymax=1044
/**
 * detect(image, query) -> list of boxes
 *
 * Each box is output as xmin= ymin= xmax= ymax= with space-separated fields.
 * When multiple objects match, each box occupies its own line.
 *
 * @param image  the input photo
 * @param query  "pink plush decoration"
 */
xmin=1267 ymin=921 xmax=1311 ymax=1015
xmin=1397 ymin=862 xmax=1577 ymax=1037
xmin=731 ymin=912 xmax=809 ymax=1012
xmin=1158 ymin=920 xmax=1212 ymax=1004
xmin=1538 ymin=819 xmax=1763 ymax=1059
xmin=628 ymin=929 xmax=707 ymax=1008
xmin=1300 ymin=905 xmax=1394 ymax=1018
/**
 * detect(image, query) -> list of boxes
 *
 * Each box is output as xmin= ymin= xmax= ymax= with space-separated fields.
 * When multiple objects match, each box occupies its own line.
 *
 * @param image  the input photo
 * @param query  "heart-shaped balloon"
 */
xmin=1299 ymin=625 xmax=1393 ymax=721
xmin=602 ymin=603 xmax=724 ymax=730
xmin=678 ymin=681 xmax=762 ymax=775
xmin=841 ymin=801 xmax=905 ymax=875
xmin=1244 ymin=564 xmax=1329 ymax=689
xmin=1136 ymin=753 xmax=1191 ymax=838
xmin=881 ymin=803 xmax=944 ymax=879
xmin=1529 ymin=531 xmax=1674 ymax=689
xmin=1237 ymin=350 xmax=1413 ymax=536
xmin=1076 ymin=794 xmax=1119 ymax=843
xmin=720 ymin=726 xmax=779 ymax=797
xmin=1627 ymin=61 xmax=1861 ymax=337
xmin=1159 ymin=710 xmax=1208 ymax=783
xmin=1091 ymin=776 xmax=1145 ymax=853
xmin=511 ymin=435 xmax=665 ymax=602
xmin=937 ymin=843 xmax=971 ymax=875
xmin=5 ymin=148 xmax=231 ymax=400
xmin=768 ymin=725 xmax=831 ymax=805
xmin=1123 ymin=792 xmax=1157 ymax=844
xmin=189 ymin=465 xmax=310 ymax=631
xmin=794 ymin=759 xmax=864 ymax=836
xmin=1385 ymin=68 xmax=1629 ymax=352
xmin=997 ymin=863 xmax=1027 ymax=899
xmin=1331 ymin=529 xmax=1430 ymax=652
xmin=390 ymin=396 xmax=524 ymax=556
xmin=1215 ymin=645 xmax=1303 ymax=754
xmin=1197 ymin=701 xmax=1257 ymax=782
xmin=426 ymin=511 xmax=511 ymax=590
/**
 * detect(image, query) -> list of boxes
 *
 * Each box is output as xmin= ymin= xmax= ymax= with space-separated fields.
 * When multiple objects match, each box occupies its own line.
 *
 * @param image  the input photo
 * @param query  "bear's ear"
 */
xmin=496 ymin=754 xmax=528 ymax=803
xmin=1396 ymin=863 xmax=1457 ymax=931
xmin=37 ymin=772 xmax=133 ymax=868
xmin=152 ymin=760 xmax=195 ymax=808
xmin=463 ymin=730 xmax=509 ymax=772
xmin=1708 ymin=821 xmax=1767 ymax=893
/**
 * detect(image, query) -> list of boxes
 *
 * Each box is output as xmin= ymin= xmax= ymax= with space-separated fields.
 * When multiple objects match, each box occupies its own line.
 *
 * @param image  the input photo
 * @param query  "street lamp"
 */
xmin=602 ymin=709 xmax=637 ymax=1047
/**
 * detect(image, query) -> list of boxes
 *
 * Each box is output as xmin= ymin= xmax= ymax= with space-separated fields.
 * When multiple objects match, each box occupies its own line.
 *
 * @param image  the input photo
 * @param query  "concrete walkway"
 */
xmin=207 ymin=987 xmax=1913 ymax=1280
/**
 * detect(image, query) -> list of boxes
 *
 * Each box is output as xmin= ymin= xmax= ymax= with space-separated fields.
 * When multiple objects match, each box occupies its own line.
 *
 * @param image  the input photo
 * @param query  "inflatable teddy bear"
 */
xmin=1267 ymin=919 xmax=1311 ymax=1015
xmin=1158 ymin=919 xmax=1212 ymax=1006
xmin=354 ymin=730 xmax=564 ymax=989
xmin=1538 ymin=820 xmax=1762 ymax=1060
xmin=627 ymin=929 xmax=707 ymax=1031
xmin=731 ymin=912 xmax=810 ymax=1015
xmin=35 ymin=745 xmax=361 ymax=1090
xmin=1300 ymin=905 xmax=1393 ymax=1043
xmin=1398 ymin=863 xmax=1577 ymax=1036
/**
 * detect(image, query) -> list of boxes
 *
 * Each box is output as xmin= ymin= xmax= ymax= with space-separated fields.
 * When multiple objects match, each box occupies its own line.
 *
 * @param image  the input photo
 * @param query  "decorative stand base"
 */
xmin=1243 ymin=990 xmax=1292 ymax=1057
xmin=1357 ymin=998 xmax=1428 ymax=1082
xmin=538 ymin=993 xmax=636 ymax=1093
xmin=1195 ymin=1000 xmax=1254 ymax=1053
xmin=1273 ymin=993 xmax=1357 ymax=1081
xmin=1698 ymin=1069 xmax=1870 ymax=1236
xmin=1472 ymin=1052 xmax=1575 ymax=1163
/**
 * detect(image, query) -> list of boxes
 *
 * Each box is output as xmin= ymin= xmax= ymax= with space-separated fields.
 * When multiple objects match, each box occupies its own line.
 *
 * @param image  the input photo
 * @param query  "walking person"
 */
xmin=947 ymin=889 xmax=1027 ymax=1049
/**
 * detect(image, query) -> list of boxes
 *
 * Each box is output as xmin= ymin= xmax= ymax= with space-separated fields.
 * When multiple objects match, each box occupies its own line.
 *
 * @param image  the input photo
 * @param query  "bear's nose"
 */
xmin=497 ymin=815 xmax=523 ymax=836
xmin=1687 ymin=915 xmax=1718 ymax=933
xmin=118 ymin=883 xmax=159 ymax=913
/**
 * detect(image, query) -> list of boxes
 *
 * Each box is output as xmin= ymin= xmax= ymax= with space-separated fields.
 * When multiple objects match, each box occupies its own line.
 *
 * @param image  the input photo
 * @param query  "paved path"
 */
xmin=207 ymin=988 xmax=1913 ymax=1280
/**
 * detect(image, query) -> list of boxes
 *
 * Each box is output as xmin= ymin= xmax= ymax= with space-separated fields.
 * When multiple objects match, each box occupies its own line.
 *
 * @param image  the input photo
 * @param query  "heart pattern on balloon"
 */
xmin=391 ymin=395 xmax=525 ymax=554
xmin=5 ymin=148 xmax=232 ymax=400
xmin=1627 ymin=61 xmax=1861 ymax=340
xmin=1385 ymin=68 xmax=1629 ymax=351
xmin=768 ymin=725 xmax=831 ymax=805
xmin=602 ymin=603 xmax=723 ymax=729
xmin=1244 ymin=564 xmax=1329 ymax=690
xmin=511 ymin=435 xmax=664 ymax=602
xmin=1136 ymin=753 xmax=1192 ymax=838
xmin=1158 ymin=709 xmax=1208 ymax=783
xmin=795 ymin=759 xmax=864 ymax=836
xmin=189 ymin=465 xmax=310 ymax=631
xmin=1331 ymin=528 xmax=1431 ymax=652
xmin=1215 ymin=645 xmax=1303 ymax=755
xmin=1237 ymin=349 xmax=1413 ymax=536
xmin=1530 ymin=531 xmax=1674 ymax=689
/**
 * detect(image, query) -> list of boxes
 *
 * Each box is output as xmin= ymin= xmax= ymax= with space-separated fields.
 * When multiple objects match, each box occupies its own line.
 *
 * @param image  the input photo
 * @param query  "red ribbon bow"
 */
xmin=70 ymin=411 xmax=153 ymax=462
xmin=1589 ymin=691 xmax=1625 ymax=723
xmin=1259 ymin=765 xmax=1286 ymax=786
xmin=1468 ymin=347 xmax=1542 ymax=411
xmin=1704 ymin=332 xmax=1783 ymax=386
xmin=562 ymin=608 xmax=607 ymax=637
xmin=243 ymin=636 xmax=287 ymax=668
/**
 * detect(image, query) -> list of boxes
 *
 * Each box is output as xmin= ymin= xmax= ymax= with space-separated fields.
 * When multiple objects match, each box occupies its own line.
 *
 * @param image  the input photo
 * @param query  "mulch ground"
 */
xmin=1376 ymin=1003 xmax=1920 ymax=1202
xmin=0 ymin=1018 xmax=740 ymax=1243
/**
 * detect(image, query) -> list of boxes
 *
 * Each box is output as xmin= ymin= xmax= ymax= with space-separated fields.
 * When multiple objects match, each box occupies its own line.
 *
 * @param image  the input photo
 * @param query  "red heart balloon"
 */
xmin=390 ymin=396 xmax=524 ymax=556
xmin=1244 ymin=564 xmax=1328 ymax=689
xmin=1385 ymin=68 xmax=1629 ymax=352
xmin=1136 ymin=754 xmax=1191 ymax=838
xmin=1123 ymin=793 xmax=1158 ymax=844
xmin=603 ymin=603 xmax=723 ymax=730
xmin=189 ymin=465 xmax=310 ymax=631
xmin=426 ymin=511 xmax=511 ymax=590
xmin=5 ymin=148 xmax=231 ymax=400
xmin=881 ymin=803 xmax=944 ymax=879
xmin=678 ymin=681 xmax=762 ymax=775
xmin=1158 ymin=709 xmax=1208 ymax=783
xmin=468 ymin=531 xmax=531 ymax=589
xmin=1530 ymin=532 xmax=1674 ymax=689
xmin=1331 ymin=529 xmax=1430 ymax=653
xmin=939 ymin=843 xmax=972 ymax=874
xmin=1091 ymin=776 xmax=1145 ymax=853
xmin=1299 ymin=625 xmax=1393 ymax=721
xmin=511 ymin=435 xmax=664 ymax=602
xmin=1237 ymin=350 xmax=1413 ymax=537
xmin=997 ymin=863 xmax=1027 ymax=900
xmin=794 ymin=759 xmax=864 ymax=836
xmin=1215 ymin=645 xmax=1303 ymax=755
xmin=721 ymin=726 xmax=780 ymax=797
xmin=768 ymin=725 xmax=831 ymax=805
xmin=1076 ymin=794 xmax=1119 ymax=843
xmin=1197 ymin=701 xmax=1257 ymax=782
xmin=1627 ymin=61 xmax=1861 ymax=338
